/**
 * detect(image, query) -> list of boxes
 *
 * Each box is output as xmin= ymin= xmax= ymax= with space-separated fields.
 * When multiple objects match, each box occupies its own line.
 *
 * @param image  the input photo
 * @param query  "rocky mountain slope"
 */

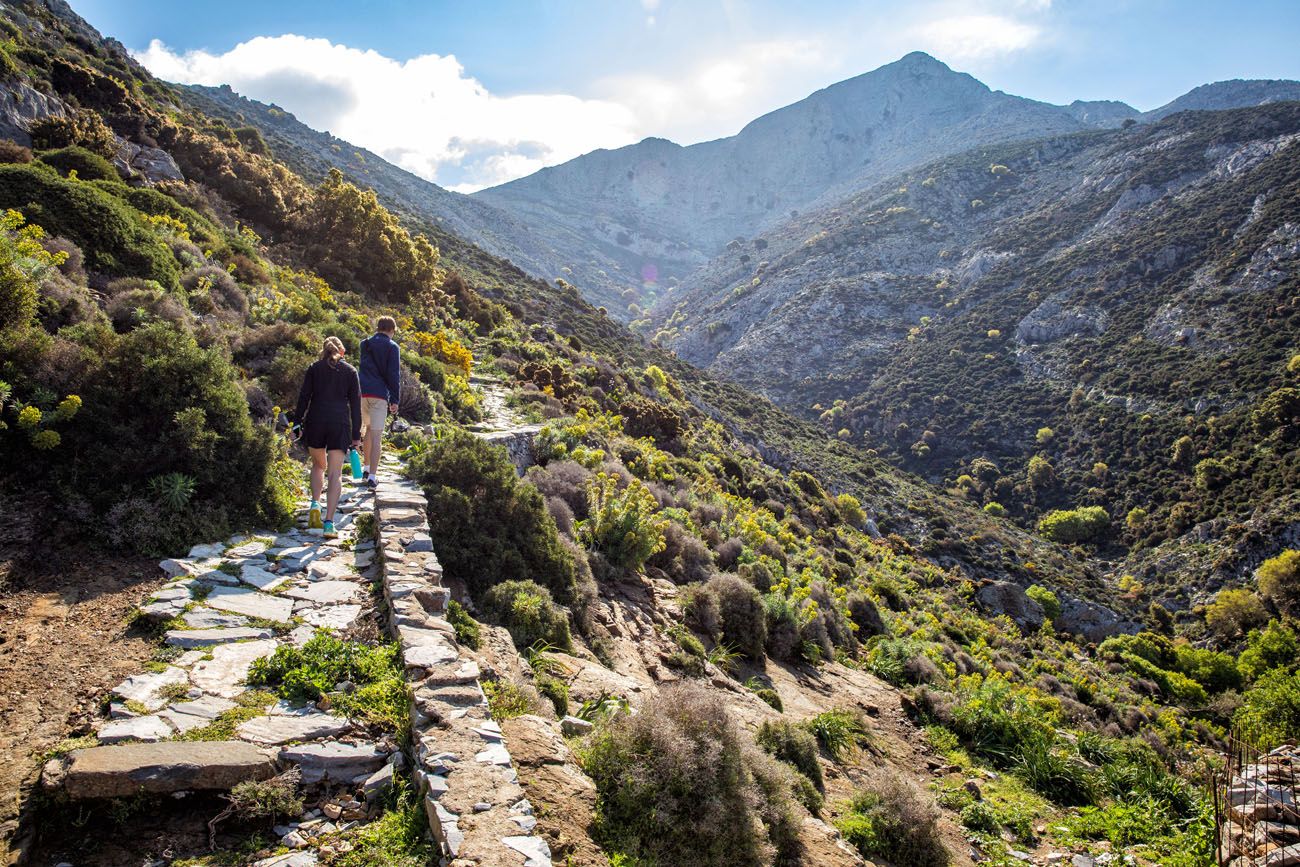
xmin=654 ymin=100 xmax=1300 ymax=606
xmin=3 ymin=3 xmax=1299 ymax=866
xmin=475 ymin=54 xmax=1300 ymax=322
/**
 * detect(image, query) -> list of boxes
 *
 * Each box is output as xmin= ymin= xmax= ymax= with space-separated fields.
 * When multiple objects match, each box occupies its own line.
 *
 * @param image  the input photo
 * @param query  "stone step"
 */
xmin=164 ymin=626 xmax=275 ymax=648
xmin=46 ymin=741 xmax=277 ymax=799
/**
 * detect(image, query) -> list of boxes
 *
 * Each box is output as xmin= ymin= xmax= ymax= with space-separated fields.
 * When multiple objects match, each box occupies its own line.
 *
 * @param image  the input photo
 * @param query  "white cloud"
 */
xmin=596 ymin=39 xmax=831 ymax=144
xmin=912 ymin=14 xmax=1041 ymax=61
xmin=135 ymin=34 xmax=830 ymax=191
xmin=135 ymin=35 xmax=640 ymax=191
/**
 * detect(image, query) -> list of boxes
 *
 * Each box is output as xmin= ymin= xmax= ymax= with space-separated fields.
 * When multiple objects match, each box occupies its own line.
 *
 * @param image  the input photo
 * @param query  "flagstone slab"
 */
xmin=98 ymin=714 xmax=173 ymax=744
xmin=164 ymin=627 xmax=274 ymax=648
xmin=241 ymin=564 xmax=291 ymax=592
xmin=111 ymin=667 xmax=190 ymax=712
xmin=299 ymin=604 xmax=363 ymax=630
xmin=205 ymin=586 xmax=294 ymax=622
xmin=59 ymin=741 xmax=277 ymax=798
xmin=182 ymin=607 xmax=248 ymax=629
xmin=282 ymin=581 xmax=360 ymax=605
xmin=189 ymin=639 xmax=278 ymax=698
xmin=237 ymin=713 xmax=353 ymax=745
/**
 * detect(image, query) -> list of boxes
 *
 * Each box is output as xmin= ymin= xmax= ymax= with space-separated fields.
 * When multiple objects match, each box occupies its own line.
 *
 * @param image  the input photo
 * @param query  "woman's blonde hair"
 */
xmin=320 ymin=336 xmax=346 ymax=363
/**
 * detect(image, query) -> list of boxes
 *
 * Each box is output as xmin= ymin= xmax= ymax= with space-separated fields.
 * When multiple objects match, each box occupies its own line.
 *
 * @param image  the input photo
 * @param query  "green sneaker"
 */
xmin=322 ymin=520 xmax=338 ymax=539
xmin=308 ymin=502 xmax=323 ymax=530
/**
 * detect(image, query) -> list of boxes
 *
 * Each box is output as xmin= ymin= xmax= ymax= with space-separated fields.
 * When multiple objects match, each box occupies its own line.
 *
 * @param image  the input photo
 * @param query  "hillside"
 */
xmin=1 ymin=3 xmax=1299 ymax=867
xmin=654 ymin=101 xmax=1300 ymax=609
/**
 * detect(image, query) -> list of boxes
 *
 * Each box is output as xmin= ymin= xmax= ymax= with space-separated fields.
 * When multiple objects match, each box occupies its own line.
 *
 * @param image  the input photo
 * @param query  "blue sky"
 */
xmin=74 ymin=0 xmax=1300 ymax=191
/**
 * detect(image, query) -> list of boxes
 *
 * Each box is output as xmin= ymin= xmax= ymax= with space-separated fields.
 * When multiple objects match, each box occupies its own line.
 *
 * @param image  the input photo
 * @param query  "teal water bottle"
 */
xmin=348 ymin=448 xmax=362 ymax=479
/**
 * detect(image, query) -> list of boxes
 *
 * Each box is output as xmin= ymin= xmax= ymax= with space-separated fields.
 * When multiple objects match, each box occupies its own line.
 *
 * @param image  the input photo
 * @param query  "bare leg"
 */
xmin=325 ymin=449 xmax=345 ymax=521
xmin=309 ymin=448 xmax=326 ymax=502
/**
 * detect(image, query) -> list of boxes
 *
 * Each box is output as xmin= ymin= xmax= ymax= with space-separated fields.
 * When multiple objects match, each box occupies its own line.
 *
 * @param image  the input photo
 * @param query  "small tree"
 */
xmin=1205 ymin=588 xmax=1268 ymax=640
xmin=1025 ymin=585 xmax=1061 ymax=622
xmin=1170 ymin=435 xmax=1195 ymax=469
xmin=1257 ymin=550 xmax=1300 ymax=616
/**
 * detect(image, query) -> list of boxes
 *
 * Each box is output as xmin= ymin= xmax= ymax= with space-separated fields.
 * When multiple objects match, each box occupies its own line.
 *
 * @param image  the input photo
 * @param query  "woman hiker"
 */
xmin=292 ymin=336 xmax=362 ymax=539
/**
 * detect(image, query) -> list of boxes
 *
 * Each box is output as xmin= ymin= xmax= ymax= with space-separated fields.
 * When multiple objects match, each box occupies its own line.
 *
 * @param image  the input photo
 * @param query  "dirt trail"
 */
xmin=0 ymin=551 xmax=162 ymax=861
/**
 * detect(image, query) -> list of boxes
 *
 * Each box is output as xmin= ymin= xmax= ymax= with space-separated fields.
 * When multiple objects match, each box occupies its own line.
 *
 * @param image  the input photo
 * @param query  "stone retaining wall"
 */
xmin=374 ymin=461 xmax=552 ymax=867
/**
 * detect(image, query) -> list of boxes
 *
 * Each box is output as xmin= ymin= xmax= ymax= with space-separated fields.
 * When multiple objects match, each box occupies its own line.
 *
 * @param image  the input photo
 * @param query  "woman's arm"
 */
xmin=348 ymin=366 xmax=362 ymax=443
xmin=294 ymin=362 xmax=315 ymax=424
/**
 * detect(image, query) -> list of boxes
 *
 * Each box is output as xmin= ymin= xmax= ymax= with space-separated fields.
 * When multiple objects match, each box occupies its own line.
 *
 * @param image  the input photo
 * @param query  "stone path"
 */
xmin=41 ymin=444 xmax=554 ymax=866
xmin=41 ymin=478 xmax=401 ymax=865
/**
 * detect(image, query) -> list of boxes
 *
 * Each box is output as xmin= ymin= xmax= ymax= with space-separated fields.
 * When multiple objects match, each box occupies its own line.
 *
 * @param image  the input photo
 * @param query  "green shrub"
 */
xmin=407 ymin=428 xmax=577 ymax=602
xmin=960 ymin=800 xmax=999 ymax=834
xmin=756 ymin=719 xmax=823 ymax=790
xmin=1239 ymin=620 xmax=1298 ymax=680
xmin=579 ymin=472 xmax=667 ymax=570
xmin=1014 ymin=740 xmax=1097 ymax=806
xmin=44 ymin=322 xmax=295 ymax=554
xmin=1234 ymin=667 xmax=1300 ymax=749
xmin=836 ymin=777 xmax=950 ymax=867
xmin=37 ymin=145 xmax=118 ymax=181
xmin=483 ymin=679 xmax=534 ymax=720
xmin=481 ymin=578 xmax=572 ymax=651
xmin=1037 ymin=506 xmax=1109 ymax=543
xmin=1173 ymin=645 xmax=1241 ymax=693
xmin=1 ymin=209 xmax=63 ymax=330
xmin=1205 ymin=587 xmax=1268 ymax=639
xmin=803 ymin=709 xmax=869 ymax=760
xmin=0 ymin=163 xmax=179 ymax=285
xmin=246 ymin=634 xmax=406 ymax=733
xmin=693 ymin=574 xmax=767 ymax=659
xmin=580 ymin=684 xmax=800 ymax=866
xmin=1025 ymin=584 xmax=1061 ymax=621
xmin=1257 ymin=549 xmax=1300 ymax=616
xmin=867 ymin=636 xmax=938 ymax=686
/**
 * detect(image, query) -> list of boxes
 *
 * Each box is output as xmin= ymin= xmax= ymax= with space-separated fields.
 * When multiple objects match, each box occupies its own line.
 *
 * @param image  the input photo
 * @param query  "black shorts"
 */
xmin=302 ymin=418 xmax=352 ymax=452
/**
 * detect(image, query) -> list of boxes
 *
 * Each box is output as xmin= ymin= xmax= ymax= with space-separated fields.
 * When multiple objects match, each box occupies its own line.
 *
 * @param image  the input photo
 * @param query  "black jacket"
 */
xmin=294 ymin=359 xmax=362 ymax=440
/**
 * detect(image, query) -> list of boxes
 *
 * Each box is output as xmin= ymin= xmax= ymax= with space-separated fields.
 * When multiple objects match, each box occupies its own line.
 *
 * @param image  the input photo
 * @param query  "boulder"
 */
xmin=58 ymin=741 xmax=276 ymax=798
xmin=1056 ymin=596 xmax=1141 ymax=643
xmin=974 ymin=581 xmax=1044 ymax=632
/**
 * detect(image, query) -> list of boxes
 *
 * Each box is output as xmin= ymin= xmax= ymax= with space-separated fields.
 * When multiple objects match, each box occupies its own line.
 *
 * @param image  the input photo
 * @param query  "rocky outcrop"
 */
xmin=973 ymin=581 xmax=1044 ymax=632
xmin=0 ymin=80 xmax=69 ymax=146
xmin=477 ymin=425 xmax=543 ymax=475
xmin=1055 ymin=595 xmax=1141 ymax=644
xmin=1015 ymin=295 xmax=1108 ymax=345
xmin=112 ymin=136 xmax=185 ymax=184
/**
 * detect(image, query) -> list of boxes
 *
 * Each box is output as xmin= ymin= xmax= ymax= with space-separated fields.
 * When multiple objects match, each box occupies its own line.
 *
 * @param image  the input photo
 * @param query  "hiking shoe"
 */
xmin=322 ymin=520 xmax=338 ymax=539
xmin=366 ymin=477 xmax=378 ymax=490
xmin=308 ymin=502 xmax=323 ymax=529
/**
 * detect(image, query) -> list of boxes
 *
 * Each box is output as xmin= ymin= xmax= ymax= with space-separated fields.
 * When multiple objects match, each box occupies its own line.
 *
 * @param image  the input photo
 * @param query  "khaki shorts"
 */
xmin=361 ymin=396 xmax=389 ymax=437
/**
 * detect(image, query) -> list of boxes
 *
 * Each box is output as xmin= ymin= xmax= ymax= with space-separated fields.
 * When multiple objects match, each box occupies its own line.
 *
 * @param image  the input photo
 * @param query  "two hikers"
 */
xmin=292 ymin=318 xmax=399 ymax=536
xmin=358 ymin=316 xmax=401 ymax=488
xmin=293 ymin=336 xmax=361 ymax=538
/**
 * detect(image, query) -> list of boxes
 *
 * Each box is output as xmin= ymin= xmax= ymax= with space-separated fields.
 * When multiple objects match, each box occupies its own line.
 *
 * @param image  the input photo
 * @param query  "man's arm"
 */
xmin=386 ymin=342 xmax=401 ymax=408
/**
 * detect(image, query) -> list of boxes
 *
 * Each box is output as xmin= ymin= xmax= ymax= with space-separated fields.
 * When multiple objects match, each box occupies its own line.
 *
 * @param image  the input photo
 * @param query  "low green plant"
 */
xmin=744 ymin=676 xmax=783 ymax=711
xmin=483 ymin=678 xmax=533 ymax=720
xmin=578 ymin=473 xmax=668 ymax=570
xmin=482 ymin=579 xmax=572 ymax=651
xmin=333 ymin=781 xmax=437 ymax=867
xmin=245 ymin=633 xmax=405 ymax=732
xmin=445 ymin=599 xmax=481 ymax=649
xmin=835 ymin=777 xmax=950 ymax=867
xmin=802 ymin=709 xmax=869 ymax=761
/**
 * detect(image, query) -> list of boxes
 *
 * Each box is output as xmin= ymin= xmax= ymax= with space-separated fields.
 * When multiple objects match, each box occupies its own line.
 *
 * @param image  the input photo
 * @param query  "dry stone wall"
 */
xmin=374 ymin=457 xmax=552 ymax=867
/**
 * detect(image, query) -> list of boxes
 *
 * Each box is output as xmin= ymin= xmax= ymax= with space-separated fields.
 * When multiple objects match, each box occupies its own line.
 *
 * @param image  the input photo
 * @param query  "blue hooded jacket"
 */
xmin=358 ymin=332 xmax=401 ymax=404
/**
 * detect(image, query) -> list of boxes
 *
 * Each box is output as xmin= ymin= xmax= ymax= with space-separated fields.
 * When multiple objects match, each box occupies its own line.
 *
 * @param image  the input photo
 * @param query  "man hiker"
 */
xmin=358 ymin=315 xmax=400 ymax=489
